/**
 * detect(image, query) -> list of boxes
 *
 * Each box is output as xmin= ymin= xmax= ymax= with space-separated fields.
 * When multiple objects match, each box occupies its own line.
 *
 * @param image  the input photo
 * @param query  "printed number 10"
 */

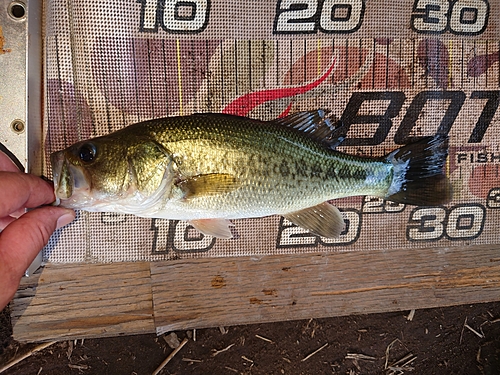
xmin=139 ymin=0 xmax=211 ymax=33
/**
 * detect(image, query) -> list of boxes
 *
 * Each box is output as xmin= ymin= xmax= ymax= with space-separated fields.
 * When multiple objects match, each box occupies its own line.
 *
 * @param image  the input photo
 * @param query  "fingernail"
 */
xmin=56 ymin=211 xmax=76 ymax=229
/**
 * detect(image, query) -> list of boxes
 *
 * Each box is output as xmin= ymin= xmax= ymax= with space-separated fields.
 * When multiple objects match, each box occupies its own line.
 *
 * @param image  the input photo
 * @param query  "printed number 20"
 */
xmin=411 ymin=0 xmax=489 ymax=35
xmin=274 ymin=0 xmax=365 ymax=34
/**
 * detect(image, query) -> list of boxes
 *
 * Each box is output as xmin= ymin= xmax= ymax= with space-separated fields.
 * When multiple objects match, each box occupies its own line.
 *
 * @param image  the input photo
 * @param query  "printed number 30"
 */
xmin=411 ymin=0 xmax=489 ymax=35
xmin=406 ymin=205 xmax=486 ymax=242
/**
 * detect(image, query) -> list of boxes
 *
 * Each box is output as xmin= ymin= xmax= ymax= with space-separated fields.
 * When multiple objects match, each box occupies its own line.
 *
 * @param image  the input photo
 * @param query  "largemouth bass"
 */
xmin=51 ymin=110 xmax=452 ymax=238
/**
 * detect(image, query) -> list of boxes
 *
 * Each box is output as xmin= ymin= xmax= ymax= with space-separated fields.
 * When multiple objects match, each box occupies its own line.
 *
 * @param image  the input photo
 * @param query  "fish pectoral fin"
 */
xmin=283 ymin=202 xmax=345 ymax=238
xmin=177 ymin=173 xmax=240 ymax=199
xmin=188 ymin=219 xmax=234 ymax=239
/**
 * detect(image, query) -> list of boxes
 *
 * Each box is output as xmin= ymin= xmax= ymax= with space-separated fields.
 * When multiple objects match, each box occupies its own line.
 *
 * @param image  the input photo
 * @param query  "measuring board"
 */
xmin=41 ymin=0 xmax=500 ymax=262
xmin=8 ymin=0 xmax=500 ymax=342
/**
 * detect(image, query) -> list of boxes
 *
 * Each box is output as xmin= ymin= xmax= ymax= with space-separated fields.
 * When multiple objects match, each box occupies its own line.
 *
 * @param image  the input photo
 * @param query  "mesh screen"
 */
xmin=42 ymin=0 xmax=500 ymax=263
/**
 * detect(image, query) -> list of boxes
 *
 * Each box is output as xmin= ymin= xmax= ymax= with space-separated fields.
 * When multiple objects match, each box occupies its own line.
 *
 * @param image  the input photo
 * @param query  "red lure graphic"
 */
xmin=222 ymin=57 xmax=337 ymax=117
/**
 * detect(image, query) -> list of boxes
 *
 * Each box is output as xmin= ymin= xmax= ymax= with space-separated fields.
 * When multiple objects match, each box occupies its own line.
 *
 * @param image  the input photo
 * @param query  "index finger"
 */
xmin=0 ymin=172 xmax=56 ymax=217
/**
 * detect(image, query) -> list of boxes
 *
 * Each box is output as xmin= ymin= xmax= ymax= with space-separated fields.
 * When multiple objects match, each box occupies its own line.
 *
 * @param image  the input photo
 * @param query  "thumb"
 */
xmin=0 ymin=206 xmax=75 ymax=308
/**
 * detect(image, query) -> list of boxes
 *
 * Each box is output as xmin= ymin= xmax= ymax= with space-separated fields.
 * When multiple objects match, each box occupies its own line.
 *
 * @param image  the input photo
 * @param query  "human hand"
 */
xmin=0 ymin=150 xmax=75 ymax=309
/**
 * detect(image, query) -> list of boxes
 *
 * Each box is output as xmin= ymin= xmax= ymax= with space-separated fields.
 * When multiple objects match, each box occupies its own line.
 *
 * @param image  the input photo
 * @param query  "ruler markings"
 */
xmin=248 ymin=40 xmax=252 ymax=92
xmin=54 ymin=35 xmax=68 ymax=147
xmin=485 ymin=40 xmax=488 ymax=87
xmin=358 ymin=38 xmax=362 ymax=89
xmin=118 ymin=38 xmax=127 ymax=125
xmin=147 ymin=39 xmax=155 ymax=119
xmin=345 ymin=39 xmax=349 ymax=88
xmin=161 ymin=39 xmax=169 ymax=117
xmin=317 ymin=39 xmax=321 ymax=78
xmin=371 ymin=38 xmax=375 ymax=90
xmin=131 ymin=38 xmax=141 ymax=123
xmin=411 ymin=38 xmax=415 ymax=89
xmin=205 ymin=39 xmax=211 ymax=111
xmin=331 ymin=38 xmax=335 ymax=93
xmin=220 ymin=41 xmax=224 ymax=108
xmin=398 ymin=39 xmax=403 ymax=90
xmin=288 ymin=39 xmax=292 ymax=86
xmin=176 ymin=39 xmax=184 ymax=116
xmin=303 ymin=39 xmax=307 ymax=84
xmin=461 ymin=39 xmax=464 ymax=88
xmin=234 ymin=40 xmax=238 ymax=96
xmin=275 ymin=40 xmax=279 ymax=87
xmin=49 ymin=36 xmax=500 ymax=257
xmin=261 ymin=40 xmax=266 ymax=90
xmin=473 ymin=40 xmax=477 ymax=89
xmin=190 ymin=40 xmax=195 ymax=109
xmin=45 ymin=36 xmax=53 ymax=158
xmin=448 ymin=40 xmax=452 ymax=89
xmin=104 ymin=42 xmax=112 ymax=134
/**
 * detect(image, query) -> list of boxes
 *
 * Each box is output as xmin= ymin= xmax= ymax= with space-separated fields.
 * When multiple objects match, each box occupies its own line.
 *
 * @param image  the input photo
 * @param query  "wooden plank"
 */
xmin=151 ymin=244 xmax=500 ymax=334
xmin=11 ymin=262 xmax=155 ymax=342
xmin=11 ymin=244 xmax=500 ymax=342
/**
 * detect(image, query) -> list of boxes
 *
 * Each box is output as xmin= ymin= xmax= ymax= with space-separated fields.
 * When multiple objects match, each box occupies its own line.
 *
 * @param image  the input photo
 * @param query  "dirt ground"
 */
xmin=1 ymin=302 xmax=499 ymax=375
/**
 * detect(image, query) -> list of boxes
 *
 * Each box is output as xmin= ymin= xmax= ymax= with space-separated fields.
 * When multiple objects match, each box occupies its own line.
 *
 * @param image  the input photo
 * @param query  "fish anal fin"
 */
xmin=273 ymin=110 xmax=347 ymax=150
xmin=189 ymin=219 xmax=234 ymax=239
xmin=177 ymin=173 xmax=240 ymax=200
xmin=284 ymin=202 xmax=345 ymax=239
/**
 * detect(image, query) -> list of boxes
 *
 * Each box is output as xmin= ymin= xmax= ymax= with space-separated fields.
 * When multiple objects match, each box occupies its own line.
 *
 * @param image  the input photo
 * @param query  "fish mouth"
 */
xmin=50 ymin=151 xmax=90 ymax=206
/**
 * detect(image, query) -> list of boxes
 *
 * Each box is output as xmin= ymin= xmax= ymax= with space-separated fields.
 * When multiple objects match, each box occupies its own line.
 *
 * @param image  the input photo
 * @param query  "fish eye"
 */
xmin=78 ymin=143 xmax=97 ymax=163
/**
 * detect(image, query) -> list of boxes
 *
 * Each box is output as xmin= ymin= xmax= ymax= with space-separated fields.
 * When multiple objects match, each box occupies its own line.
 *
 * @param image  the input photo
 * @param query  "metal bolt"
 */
xmin=10 ymin=119 xmax=25 ymax=134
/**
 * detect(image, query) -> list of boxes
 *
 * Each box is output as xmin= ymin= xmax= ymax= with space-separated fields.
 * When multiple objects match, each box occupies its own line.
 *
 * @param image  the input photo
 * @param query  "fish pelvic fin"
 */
xmin=188 ymin=219 xmax=234 ymax=239
xmin=284 ymin=202 xmax=345 ymax=238
xmin=385 ymin=135 xmax=453 ymax=206
xmin=273 ymin=110 xmax=348 ymax=150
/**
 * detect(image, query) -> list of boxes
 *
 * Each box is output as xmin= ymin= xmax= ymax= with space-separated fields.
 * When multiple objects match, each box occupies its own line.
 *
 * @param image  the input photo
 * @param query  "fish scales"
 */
xmin=125 ymin=114 xmax=392 ymax=218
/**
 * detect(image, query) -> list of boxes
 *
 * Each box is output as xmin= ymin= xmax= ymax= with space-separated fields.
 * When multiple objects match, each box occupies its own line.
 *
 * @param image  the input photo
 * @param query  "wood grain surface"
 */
xmin=10 ymin=245 xmax=500 ymax=342
xmin=151 ymin=245 xmax=500 ymax=334
xmin=11 ymin=262 xmax=155 ymax=342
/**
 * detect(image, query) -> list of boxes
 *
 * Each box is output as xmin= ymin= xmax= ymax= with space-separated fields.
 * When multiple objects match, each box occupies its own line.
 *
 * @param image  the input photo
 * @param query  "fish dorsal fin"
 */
xmin=283 ymin=202 xmax=345 ymax=238
xmin=273 ymin=110 xmax=348 ymax=150
xmin=177 ymin=173 xmax=241 ymax=200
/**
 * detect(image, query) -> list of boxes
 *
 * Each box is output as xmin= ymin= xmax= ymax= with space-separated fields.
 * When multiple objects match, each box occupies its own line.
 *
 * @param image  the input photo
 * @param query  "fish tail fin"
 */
xmin=384 ymin=135 xmax=453 ymax=206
